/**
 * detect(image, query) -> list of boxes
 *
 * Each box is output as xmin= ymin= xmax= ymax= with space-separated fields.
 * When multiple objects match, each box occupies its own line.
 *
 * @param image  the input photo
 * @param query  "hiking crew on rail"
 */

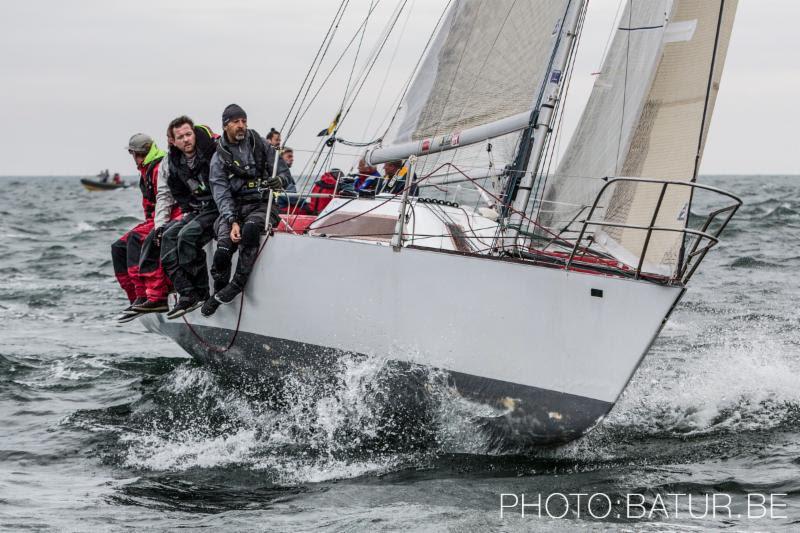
xmin=159 ymin=116 xmax=221 ymax=319
xmin=112 ymin=134 xmax=180 ymax=322
xmin=110 ymin=105 xmax=414 ymax=322
xmin=200 ymin=104 xmax=290 ymax=317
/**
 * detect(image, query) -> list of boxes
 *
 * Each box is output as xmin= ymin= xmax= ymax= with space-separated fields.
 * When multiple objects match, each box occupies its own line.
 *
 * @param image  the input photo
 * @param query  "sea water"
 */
xmin=1 ymin=175 xmax=799 ymax=531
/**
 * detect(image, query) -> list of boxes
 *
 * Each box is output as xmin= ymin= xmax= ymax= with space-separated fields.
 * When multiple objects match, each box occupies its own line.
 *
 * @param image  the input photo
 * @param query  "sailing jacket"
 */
xmin=166 ymin=125 xmax=219 ymax=215
xmin=209 ymin=128 xmax=291 ymax=224
xmin=137 ymin=142 xmax=167 ymax=220
xmin=354 ymin=169 xmax=381 ymax=192
xmin=153 ymin=156 xmax=175 ymax=229
xmin=276 ymin=171 xmax=298 ymax=209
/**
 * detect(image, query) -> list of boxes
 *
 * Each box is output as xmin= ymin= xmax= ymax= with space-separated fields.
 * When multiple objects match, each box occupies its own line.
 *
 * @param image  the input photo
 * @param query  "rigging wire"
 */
xmin=289 ymin=2 xmax=393 ymax=201
xmin=288 ymin=0 xmax=411 ymax=219
xmin=614 ymin=0 xmax=633 ymax=175
xmin=375 ymin=0 xmax=454 ymax=141
xmin=333 ymin=1 xmax=410 ymax=134
xmin=286 ymin=1 xmax=385 ymax=190
xmin=283 ymin=0 xmax=351 ymax=143
xmin=361 ymin=0 xmax=416 ymax=142
xmin=339 ymin=0 xmax=372 ymax=114
xmin=680 ymin=0 xmax=727 ymax=267
xmin=290 ymin=1 xmax=397 ymax=139
xmin=280 ymin=0 xmax=349 ymax=135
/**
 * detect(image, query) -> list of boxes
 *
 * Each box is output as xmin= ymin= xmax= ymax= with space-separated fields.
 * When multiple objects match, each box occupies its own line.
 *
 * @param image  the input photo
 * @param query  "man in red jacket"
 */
xmin=111 ymin=133 xmax=177 ymax=322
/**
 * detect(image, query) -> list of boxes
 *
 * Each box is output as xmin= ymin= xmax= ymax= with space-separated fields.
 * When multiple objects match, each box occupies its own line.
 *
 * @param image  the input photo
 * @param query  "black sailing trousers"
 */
xmin=211 ymin=201 xmax=279 ymax=292
xmin=160 ymin=209 xmax=218 ymax=298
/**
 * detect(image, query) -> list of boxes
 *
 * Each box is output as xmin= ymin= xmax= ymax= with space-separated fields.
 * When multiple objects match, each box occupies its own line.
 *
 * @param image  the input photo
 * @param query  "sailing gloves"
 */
xmin=263 ymin=175 xmax=283 ymax=190
xmin=153 ymin=225 xmax=165 ymax=248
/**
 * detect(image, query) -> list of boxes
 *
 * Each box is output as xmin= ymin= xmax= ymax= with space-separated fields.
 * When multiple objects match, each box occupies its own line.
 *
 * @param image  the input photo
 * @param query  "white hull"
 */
xmin=142 ymin=231 xmax=683 ymax=446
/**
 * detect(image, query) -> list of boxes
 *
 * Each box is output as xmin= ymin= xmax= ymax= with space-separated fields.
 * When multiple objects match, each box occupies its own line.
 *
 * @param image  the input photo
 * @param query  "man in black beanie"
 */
xmin=201 ymin=104 xmax=291 ymax=316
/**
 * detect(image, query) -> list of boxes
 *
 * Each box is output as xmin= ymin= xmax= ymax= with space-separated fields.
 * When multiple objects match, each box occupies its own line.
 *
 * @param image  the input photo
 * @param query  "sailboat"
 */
xmin=142 ymin=0 xmax=741 ymax=446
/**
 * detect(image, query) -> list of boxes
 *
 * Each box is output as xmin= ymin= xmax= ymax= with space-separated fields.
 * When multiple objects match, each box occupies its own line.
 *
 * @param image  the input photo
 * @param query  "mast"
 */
xmin=502 ymin=0 xmax=586 ymax=249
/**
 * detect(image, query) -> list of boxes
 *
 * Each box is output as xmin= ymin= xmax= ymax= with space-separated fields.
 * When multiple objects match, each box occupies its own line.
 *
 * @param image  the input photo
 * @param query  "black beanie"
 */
xmin=222 ymin=103 xmax=247 ymax=126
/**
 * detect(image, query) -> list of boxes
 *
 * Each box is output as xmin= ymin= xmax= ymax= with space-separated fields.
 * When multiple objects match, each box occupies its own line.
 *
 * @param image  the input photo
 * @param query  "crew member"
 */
xmin=159 ymin=116 xmax=220 ymax=318
xmin=201 ymin=104 xmax=289 ymax=316
xmin=111 ymin=134 xmax=174 ymax=321
xmin=353 ymin=158 xmax=381 ymax=193
xmin=281 ymin=146 xmax=294 ymax=167
xmin=276 ymin=147 xmax=308 ymax=213
xmin=266 ymin=128 xmax=281 ymax=148
xmin=378 ymin=159 xmax=418 ymax=196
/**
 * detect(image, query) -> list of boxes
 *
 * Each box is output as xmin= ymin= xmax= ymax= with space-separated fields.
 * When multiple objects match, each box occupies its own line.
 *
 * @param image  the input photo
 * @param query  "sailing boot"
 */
xmin=214 ymin=282 xmax=242 ymax=305
xmin=115 ymin=297 xmax=146 ymax=322
xmin=132 ymin=299 xmax=169 ymax=313
xmin=166 ymin=294 xmax=203 ymax=320
xmin=200 ymin=296 xmax=221 ymax=317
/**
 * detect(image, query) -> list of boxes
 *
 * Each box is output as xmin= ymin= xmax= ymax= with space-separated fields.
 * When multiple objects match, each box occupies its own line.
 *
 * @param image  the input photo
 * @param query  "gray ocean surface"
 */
xmin=1 ymin=175 xmax=799 ymax=532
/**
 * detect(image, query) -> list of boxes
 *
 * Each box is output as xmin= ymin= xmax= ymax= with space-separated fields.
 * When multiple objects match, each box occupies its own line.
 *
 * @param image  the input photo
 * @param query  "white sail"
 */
xmin=371 ymin=0 xmax=570 ymax=178
xmin=540 ymin=0 xmax=737 ymax=275
xmin=539 ymin=1 xmax=673 ymax=227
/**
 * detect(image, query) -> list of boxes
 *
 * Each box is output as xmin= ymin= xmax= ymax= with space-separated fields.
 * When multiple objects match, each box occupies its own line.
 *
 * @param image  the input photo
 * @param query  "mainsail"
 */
xmin=368 ymin=0 xmax=570 ymax=180
xmin=540 ymin=0 xmax=738 ymax=275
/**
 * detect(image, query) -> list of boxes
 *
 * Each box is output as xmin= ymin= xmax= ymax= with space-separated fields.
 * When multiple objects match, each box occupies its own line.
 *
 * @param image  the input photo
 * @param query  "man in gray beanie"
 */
xmin=201 ymin=104 xmax=291 ymax=316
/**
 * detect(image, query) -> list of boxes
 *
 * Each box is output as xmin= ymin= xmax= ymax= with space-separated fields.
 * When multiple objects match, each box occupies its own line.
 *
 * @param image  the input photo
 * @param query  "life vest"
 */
xmin=215 ymin=129 xmax=269 ymax=202
xmin=309 ymin=171 xmax=344 ymax=214
xmin=169 ymin=125 xmax=218 ymax=209
xmin=378 ymin=165 xmax=408 ymax=194
xmin=138 ymin=142 xmax=166 ymax=219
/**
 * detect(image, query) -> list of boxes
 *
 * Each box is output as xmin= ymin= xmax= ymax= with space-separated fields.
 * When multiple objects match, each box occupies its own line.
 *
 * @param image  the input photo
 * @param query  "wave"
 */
xmin=7 ymin=224 xmax=48 ymax=236
xmin=562 ymin=327 xmax=800 ymax=464
xmin=83 ymin=357 xmax=489 ymax=484
xmin=96 ymin=216 xmax=142 ymax=229
xmin=728 ymin=256 xmax=783 ymax=269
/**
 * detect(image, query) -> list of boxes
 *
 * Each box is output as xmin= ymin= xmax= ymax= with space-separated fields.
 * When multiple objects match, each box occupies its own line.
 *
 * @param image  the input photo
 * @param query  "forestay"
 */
xmin=539 ymin=0 xmax=737 ymax=276
xmin=374 ymin=0 xmax=569 ymax=180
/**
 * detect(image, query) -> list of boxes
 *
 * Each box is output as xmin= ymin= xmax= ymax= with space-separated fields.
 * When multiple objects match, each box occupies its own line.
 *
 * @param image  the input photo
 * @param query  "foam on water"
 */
xmin=115 ymin=353 xmax=506 ymax=483
xmin=621 ymin=320 xmax=800 ymax=435
xmin=116 ymin=359 xmax=417 ymax=479
xmin=552 ymin=313 xmax=800 ymax=466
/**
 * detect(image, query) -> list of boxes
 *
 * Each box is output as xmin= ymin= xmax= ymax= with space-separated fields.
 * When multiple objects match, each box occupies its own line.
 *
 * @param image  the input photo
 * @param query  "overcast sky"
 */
xmin=0 ymin=0 xmax=797 ymax=176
